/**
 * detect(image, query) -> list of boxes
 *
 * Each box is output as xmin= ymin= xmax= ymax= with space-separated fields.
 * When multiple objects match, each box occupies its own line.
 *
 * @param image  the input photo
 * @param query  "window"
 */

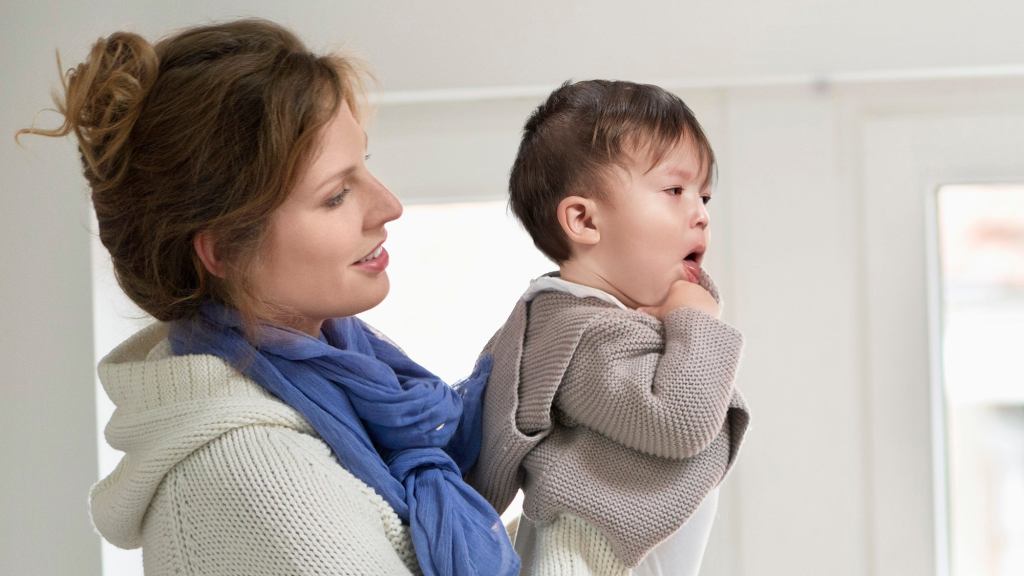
xmin=936 ymin=184 xmax=1024 ymax=576
xmin=360 ymin=200 xmax=551 ymax=383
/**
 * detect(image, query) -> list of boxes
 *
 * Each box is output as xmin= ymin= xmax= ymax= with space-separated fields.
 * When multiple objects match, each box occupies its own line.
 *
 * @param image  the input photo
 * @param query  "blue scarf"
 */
xmin=169 ymin=302 xmax=519 ymax=576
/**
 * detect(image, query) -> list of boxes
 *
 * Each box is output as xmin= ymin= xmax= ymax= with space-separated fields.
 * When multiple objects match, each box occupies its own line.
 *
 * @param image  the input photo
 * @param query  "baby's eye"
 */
xmin=702 ymin=195 xmax=712 ymax=206
xmin=326 ymin=188 xmax=351 ymax=208
xmin=665 ymin=186 xmax=684 ymax=196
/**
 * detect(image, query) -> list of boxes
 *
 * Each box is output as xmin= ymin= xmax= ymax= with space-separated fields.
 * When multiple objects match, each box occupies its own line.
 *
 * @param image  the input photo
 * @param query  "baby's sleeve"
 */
xmin=556 ymin=307 xmax=743 ymax=459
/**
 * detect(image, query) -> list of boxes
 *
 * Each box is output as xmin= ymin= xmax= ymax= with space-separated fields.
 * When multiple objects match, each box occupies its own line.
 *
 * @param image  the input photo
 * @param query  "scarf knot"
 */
xmin=388 ymin=447 xmax=461 ymax=482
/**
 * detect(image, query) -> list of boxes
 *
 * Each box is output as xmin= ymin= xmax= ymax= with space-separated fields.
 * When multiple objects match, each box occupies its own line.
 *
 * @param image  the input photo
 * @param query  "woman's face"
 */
xmin=249 ymin=101 xmax=403 ymax=336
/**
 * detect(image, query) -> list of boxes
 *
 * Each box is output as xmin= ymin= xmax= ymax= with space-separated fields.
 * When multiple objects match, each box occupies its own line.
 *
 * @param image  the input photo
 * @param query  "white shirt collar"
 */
xmin=521 ymin=273 xmax=629 ymax=310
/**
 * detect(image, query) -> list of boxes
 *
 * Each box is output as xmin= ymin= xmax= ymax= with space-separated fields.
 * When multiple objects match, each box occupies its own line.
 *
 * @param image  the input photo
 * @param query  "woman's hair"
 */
xmin=18 ymin=18 xmax=366 ymax=327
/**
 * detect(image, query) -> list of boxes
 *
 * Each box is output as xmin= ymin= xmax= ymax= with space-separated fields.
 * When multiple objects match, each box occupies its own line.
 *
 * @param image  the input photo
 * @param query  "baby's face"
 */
xmin=590 ymin=138 xmax=711 ymax=308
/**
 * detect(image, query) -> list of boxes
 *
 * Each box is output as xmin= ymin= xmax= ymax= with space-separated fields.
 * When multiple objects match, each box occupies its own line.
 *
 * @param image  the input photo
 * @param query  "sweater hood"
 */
xmin=90 ymin=322 xmax=312 ymax=549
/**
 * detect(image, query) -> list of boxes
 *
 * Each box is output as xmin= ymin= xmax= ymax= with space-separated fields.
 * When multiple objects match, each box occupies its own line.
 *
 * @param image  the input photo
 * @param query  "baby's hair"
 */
xmin=18 ymin=19 xmax=367 ymax=334
xmin=509 ymin=80 xmax=716 ymax=263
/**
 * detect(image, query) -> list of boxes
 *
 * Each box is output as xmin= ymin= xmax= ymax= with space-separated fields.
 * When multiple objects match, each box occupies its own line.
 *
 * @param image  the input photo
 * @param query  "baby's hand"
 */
xmin=639 ymin=280 xmax=720 ymax=320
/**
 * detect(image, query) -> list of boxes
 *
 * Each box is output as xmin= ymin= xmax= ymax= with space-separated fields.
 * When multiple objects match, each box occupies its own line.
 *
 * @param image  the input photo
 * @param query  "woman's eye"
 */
xmin=326 ymin=189 xmax=350 ymax=208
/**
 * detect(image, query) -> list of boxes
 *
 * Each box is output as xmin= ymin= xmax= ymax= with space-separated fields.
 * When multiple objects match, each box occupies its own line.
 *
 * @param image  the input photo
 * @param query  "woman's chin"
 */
xmin=350 ymin=279 xmax=391 ymax=316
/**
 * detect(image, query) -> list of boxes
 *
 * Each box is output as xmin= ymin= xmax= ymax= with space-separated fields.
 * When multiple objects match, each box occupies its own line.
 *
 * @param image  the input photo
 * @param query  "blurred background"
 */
xmin=2 ymin=1 xmax=1022 ymax=575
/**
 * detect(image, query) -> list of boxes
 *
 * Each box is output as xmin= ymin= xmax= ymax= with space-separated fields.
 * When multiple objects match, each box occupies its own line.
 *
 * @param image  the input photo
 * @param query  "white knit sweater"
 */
xmin=90 ymin=322 xmax=421 ymax=575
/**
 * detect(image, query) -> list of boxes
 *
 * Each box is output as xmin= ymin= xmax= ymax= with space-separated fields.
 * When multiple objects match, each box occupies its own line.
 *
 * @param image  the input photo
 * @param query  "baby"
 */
xmin=469 ymin=80 xmax=750 ymax=575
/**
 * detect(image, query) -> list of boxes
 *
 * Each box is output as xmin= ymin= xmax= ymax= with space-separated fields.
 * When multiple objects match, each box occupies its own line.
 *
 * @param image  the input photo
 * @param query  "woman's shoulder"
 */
xmin=98 ymin=321 xmax=280 ymax=409
xmin=144 ymin=422 xmax=420 ymax=575
xmin=175 ymin=423 xmax=405 ymax=531
xmin=93 ymin=323 xmax=421 ymax=574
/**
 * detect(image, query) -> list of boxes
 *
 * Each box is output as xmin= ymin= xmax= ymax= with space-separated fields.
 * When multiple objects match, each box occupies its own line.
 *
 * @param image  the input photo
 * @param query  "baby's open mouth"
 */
xmin=682 ymin=247 xmax=705 ymax=282
xmin=683 ymin=248 xmax=704 ymax=267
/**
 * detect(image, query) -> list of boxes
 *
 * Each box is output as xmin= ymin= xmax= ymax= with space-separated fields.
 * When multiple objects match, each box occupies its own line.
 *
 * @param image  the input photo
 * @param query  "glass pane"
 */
xmin=937 ymin=184 xmax=1024 ymax=576
xmin=359 ymin=200 xmax=551 ymax=384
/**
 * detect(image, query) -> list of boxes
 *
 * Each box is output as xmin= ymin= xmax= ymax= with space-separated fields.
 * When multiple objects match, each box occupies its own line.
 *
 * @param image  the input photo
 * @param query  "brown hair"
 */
xmin=17 ymin=18 xmax=365 ymax=328
xmin=509 ymin=79 xmax=716 ymax=263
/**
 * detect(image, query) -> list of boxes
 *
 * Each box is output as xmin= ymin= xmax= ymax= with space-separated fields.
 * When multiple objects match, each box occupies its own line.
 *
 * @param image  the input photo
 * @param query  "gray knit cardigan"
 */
xmin=468 ymin=276 xmax=750 ymax=567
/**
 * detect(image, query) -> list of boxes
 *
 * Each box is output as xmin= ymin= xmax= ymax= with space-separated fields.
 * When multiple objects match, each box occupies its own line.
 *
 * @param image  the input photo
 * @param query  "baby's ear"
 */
xmin=556 ymin=195 xmax=601 ymax=247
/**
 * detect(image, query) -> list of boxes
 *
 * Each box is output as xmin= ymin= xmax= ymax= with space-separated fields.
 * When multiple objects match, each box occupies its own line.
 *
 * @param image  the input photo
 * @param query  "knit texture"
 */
xmin=519 ymin=514 xmax=631 ymax=576
xmin=168 ymin=303 xmax=517 ymax=576
xmin=469 ymin=274 xmax=749 ymax=568
xmin=91 ymin=322 xmax=421 ymax=575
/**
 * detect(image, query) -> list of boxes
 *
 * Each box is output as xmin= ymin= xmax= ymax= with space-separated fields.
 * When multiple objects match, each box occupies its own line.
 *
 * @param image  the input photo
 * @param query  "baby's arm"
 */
xmin=556 ymin=304 xmax=742 ymax=460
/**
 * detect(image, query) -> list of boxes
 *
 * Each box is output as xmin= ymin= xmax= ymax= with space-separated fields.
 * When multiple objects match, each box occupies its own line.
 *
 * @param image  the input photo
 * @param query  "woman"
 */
xmin=20 ymin=19 xmax=518 ymax=576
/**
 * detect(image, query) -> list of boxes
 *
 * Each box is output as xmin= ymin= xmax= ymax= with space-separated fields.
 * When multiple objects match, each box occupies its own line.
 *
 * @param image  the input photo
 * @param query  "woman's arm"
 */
xmin=142 ymin=424 xmax=419 ymax=576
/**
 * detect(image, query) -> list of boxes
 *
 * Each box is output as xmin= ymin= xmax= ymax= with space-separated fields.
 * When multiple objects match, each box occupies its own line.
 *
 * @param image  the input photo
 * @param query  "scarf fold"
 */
xmin=169 ymin=303 xmax=519 ymax=576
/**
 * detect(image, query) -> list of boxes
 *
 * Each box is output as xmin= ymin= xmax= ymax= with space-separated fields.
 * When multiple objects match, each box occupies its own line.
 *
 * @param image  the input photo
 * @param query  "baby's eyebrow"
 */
xmin=664 ymin=167 xmax=696 ymax=180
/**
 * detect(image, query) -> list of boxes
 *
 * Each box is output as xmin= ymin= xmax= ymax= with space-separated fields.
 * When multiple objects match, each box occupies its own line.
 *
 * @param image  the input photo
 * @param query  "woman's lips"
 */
xmin=353 ymin=245 xmax=389 ymax=272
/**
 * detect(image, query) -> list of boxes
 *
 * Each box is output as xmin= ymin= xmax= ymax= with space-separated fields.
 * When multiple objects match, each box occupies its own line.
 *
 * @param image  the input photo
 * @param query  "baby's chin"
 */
xmin=609 ymin=271 xmax=687 ymax=309
xmin=629 ymin=287 xmax=675 ymax=310
xmin=646 ymin=274 xmax=695 ymax=306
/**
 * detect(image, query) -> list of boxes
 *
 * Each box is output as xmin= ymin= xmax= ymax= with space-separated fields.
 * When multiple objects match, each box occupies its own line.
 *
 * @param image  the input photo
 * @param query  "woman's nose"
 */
xmin=368 ymin=177 xmax=403 ymax=227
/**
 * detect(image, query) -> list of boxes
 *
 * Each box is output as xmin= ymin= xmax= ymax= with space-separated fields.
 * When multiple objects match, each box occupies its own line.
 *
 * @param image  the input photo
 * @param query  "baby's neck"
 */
xmin=558 ymin=260 xmax=640 ymax=309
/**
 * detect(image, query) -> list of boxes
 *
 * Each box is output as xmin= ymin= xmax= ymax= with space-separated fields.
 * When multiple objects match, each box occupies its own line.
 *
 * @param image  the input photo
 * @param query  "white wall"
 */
xmin=4 ymin=2 xmax=1024 ymax=575
xmin=2 ymin=9 xmax=101 ymax=572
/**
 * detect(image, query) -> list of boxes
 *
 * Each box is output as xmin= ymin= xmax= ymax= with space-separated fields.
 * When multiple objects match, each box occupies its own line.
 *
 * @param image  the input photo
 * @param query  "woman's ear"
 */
xmin=556 ymin=195 xmax=601 ymax=247
xmin=193 ymin=231 xmax=227 ymax=279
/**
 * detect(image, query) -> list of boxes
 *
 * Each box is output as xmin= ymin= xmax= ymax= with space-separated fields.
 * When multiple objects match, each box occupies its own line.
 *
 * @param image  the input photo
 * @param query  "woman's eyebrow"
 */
xmin=314 ymin=131 xmax=369 ymax=192
xmin=316 ymin=165 xmax=359 ymax=192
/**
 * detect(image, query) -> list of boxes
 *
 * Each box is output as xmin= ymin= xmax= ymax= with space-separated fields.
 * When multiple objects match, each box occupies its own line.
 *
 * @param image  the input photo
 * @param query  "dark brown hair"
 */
xmin=17 ymin=19 xmax=365 ymax=327
xmin=509 ymin=79 xmax=716 ymax=263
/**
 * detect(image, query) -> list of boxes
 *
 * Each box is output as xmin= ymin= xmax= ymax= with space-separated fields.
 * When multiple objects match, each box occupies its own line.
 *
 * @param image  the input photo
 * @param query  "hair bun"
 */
xmin=27 ymin=32 xmax=159 ymax=190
